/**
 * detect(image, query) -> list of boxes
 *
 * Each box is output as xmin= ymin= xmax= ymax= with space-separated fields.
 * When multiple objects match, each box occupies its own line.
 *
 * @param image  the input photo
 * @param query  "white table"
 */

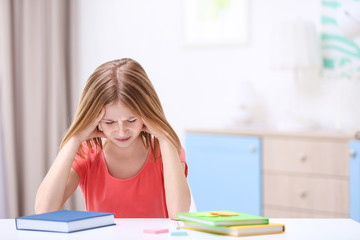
xmin=1 ymin=218 xmax=360 ymax=240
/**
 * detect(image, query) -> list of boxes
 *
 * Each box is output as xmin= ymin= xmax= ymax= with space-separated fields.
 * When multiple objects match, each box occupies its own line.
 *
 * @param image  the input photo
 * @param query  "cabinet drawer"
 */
xmin=263 ymin=137 xmax=349 ymax=176
xmin=263 ymin=207 xmax=348 ymax=218
xmin=263 ymin=173 xmax=349 ymax=214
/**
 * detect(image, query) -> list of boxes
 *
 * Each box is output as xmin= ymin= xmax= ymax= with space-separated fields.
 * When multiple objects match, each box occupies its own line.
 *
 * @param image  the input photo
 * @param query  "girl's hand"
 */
xmin=142 ymin=119 xmax=166 ymax=142
xmin=73 ymin=109 xmax=106 ymax=143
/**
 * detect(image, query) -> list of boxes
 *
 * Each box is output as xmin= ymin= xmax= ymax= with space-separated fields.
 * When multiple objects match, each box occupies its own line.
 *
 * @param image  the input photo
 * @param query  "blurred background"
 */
xmin=1 ymin=0 xmax=360 ymax=220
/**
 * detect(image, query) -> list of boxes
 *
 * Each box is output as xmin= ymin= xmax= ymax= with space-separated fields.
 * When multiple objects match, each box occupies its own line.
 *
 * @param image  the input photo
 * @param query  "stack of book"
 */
xmin=176 ymin=210 xmax=285 ymax=237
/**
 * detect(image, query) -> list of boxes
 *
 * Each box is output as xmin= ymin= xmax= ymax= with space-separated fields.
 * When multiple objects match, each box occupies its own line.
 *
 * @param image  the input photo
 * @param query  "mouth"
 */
xmin=116 ymin=137 xmax=131 ymax=142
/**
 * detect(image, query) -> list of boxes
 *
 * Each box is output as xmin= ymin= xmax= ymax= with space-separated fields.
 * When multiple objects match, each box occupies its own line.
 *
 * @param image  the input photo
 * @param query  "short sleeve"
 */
xmin=72 ymin=156 xmax=87 ymax=185
xmin=180 ymin=147 xmax=188 ymax=177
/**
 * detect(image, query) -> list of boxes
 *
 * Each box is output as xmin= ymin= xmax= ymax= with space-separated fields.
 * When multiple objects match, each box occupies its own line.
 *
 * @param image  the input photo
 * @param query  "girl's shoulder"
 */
xmin=77 ymin=140 xmax=103 ymax=162
xmin=73 ymin=141 xmax=104 ymax=177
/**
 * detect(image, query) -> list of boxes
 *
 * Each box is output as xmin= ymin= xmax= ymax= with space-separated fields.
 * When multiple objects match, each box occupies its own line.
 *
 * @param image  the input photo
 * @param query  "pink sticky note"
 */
xmin=143 ymin=228 xmax=169 ymax=234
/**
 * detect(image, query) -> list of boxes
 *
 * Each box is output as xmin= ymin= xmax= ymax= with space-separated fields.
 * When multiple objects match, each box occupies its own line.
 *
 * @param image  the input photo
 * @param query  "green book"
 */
xmin=176 ymin=210 xmax=268 ymax=226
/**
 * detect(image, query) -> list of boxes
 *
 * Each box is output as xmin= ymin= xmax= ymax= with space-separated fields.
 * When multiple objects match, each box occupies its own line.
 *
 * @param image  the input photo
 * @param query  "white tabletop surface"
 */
xmin=1 ymin=218 xmax=360 ymax=240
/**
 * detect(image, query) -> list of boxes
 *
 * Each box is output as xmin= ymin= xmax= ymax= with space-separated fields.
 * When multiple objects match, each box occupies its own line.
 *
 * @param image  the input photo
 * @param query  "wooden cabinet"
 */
xmin=185 ymin=129 xmax=355 ymax=219
xmin=263 ymin=135 xmax=350 ymax=218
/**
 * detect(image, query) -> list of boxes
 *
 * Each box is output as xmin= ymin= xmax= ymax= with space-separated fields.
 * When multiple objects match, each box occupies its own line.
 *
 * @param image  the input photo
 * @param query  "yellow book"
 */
xmin=182 ymin=221 xmax=285 ymax=237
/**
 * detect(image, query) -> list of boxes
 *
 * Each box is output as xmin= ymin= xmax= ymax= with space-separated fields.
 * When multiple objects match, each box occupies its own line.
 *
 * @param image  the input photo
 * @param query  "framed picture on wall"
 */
xmin=183 ymin=0 xmax=249 ymax=47
xmin=320 ymin=0 xmax=360 ymax=80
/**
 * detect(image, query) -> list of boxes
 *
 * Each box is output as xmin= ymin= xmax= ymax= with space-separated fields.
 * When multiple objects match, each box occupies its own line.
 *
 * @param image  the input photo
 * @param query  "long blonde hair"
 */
xmin=61 ymin=58 xmax=181 ymax=161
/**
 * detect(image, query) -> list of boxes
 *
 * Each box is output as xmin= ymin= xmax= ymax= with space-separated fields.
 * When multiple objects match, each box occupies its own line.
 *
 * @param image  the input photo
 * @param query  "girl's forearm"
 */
xmin=160 ymin=139 xmax=191 ymax=219
xmin=35 ymin=137 xmax=81 ymax=213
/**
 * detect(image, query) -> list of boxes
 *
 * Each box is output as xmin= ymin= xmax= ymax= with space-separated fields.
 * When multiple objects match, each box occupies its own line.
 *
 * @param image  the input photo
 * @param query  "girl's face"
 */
xmin=99 ymin=101 xmax=145 ymax=148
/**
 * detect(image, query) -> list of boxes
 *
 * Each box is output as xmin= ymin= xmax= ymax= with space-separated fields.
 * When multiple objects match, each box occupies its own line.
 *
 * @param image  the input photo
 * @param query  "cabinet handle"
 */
xmin=349 ymin=149 xmax=356 ymax=157
xmin=298 ymin=153 xmax=307 ymax=162
xmin=249 ymin=145 xmax=256 ymax=152
xmin=299 ymin=190 xmax=308 ymax=199
xmin=355 ymin=131 xmax=360 ymax=140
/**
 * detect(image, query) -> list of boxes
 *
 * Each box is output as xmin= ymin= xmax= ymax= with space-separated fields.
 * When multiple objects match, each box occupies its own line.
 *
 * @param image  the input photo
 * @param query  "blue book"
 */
xmin=15 ymin=210 xmax=115 ymax=233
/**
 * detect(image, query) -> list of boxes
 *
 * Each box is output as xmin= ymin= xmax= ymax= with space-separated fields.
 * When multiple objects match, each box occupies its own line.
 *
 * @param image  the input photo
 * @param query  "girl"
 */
xmin=35 ymin=58 xmax=191 ymax=219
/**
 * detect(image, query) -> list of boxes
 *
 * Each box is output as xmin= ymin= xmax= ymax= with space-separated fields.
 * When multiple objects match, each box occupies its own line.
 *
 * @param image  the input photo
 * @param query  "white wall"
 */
xmin=78 ymin=0 xmax=360 ymax=142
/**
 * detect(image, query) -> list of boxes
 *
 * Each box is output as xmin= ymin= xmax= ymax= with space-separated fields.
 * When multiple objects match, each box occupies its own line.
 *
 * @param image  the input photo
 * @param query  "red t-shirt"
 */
xmin=72 ymin=143 xmax=187 ymax=218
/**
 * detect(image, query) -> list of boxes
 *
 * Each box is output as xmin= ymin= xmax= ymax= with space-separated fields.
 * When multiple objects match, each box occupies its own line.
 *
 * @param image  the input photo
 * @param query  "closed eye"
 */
xmin=105 ymin=121 xmax=114 ymax=125
xmin=128 ymin=119 xmax=137 ymax=123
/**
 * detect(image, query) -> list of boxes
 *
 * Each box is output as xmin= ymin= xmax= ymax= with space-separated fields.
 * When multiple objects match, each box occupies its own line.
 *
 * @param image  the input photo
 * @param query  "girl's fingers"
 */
xmin=141 ymin=120 xmax=152 ymax=134
xmin=95 ymin=130 xmax=106 ymax=139
xmin=91 ymin=109 xmax=105 ymax=131
xmin=82 ymin=109 xmax=106 ymax=141
xmin=96 ymin=108 xmax=106 ymax=123
xmin=93 ymin=109 xmax=106 ymax=138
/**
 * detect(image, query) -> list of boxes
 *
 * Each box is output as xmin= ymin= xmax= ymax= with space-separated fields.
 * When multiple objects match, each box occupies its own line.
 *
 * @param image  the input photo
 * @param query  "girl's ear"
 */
xmin=142 ymin=124 xmax=149 ymax=134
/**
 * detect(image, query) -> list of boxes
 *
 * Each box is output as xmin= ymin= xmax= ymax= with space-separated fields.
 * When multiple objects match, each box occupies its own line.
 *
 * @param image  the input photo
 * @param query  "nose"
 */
xmin=113 ymin=121 xmax=127 ymax=136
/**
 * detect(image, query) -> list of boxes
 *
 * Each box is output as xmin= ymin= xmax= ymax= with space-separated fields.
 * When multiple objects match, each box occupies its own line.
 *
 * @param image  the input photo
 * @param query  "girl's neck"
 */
xmin=103 ymin=136 xmax=147 ymax=161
